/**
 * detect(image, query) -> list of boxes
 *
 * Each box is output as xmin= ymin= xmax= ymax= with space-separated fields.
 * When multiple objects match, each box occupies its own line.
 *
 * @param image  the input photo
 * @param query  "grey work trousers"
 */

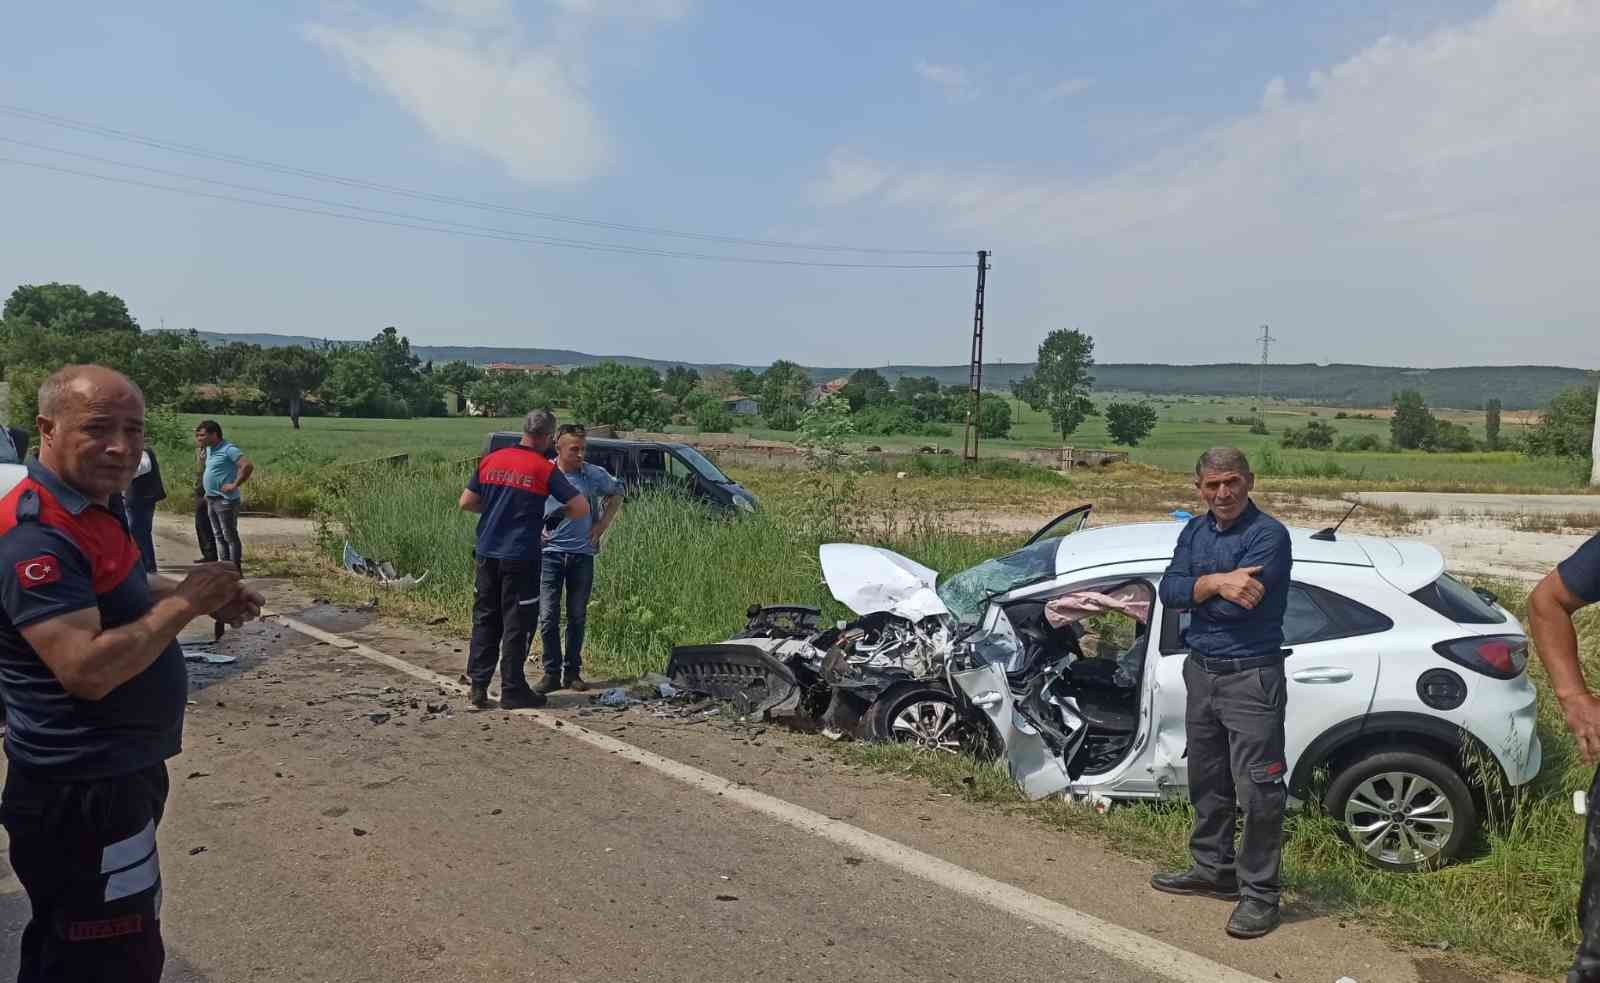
xmin=1183 ymin=656 xmax=1288 ymax=905
xmin=205 ymin=497 xmax=242 ymax=570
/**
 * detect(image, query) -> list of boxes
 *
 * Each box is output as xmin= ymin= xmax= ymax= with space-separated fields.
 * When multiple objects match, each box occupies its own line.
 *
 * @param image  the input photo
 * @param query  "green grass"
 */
xmin=267 ymin=460 xmax=1600 ymax=978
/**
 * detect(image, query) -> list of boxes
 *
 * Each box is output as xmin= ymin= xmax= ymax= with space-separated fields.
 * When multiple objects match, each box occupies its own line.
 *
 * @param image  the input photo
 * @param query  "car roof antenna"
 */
xmin=1311 ymin=501 xmax=1360 ymax=542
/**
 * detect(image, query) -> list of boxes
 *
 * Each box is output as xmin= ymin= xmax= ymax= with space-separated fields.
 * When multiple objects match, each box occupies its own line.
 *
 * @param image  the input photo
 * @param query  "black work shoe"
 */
xmin=499 ymin=686 xmax=547 ymax=710
xmin=533 ymin=673 xmax=562 ymax=695
xmin=564 ymin=673 xmax=588 ymax=692
xmin=1150 ymin=868 xmax=1241 ymax=900
xmin=468 ymin=683 xmax=491 ymax=709
xmin=1225 ymin=898 xmax=1281 ymax=939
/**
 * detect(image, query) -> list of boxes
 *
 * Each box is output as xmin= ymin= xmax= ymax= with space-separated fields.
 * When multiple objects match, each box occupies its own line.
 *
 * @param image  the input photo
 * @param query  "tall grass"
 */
xmin=315 ymin=463 xmax=1599 ymax=976
xmin=322 ymin=464 xmax=1009 ymax=677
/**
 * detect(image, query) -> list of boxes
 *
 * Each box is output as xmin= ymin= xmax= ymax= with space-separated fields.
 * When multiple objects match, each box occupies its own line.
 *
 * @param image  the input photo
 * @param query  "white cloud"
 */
xmin=915 ymin=60 xmax=978 ymax=103
xmin=1041 ymin=77 xmax=1093 ymax=102
xmin=549 ymin=0 xmax=690 ymax=19
xmin=306 ymin=1 xmax=688 ymax=184
xmin=818 ymin=0 xmax=1600 ymax=365
xmin=809 ymin=149 xmax=891 ymax=206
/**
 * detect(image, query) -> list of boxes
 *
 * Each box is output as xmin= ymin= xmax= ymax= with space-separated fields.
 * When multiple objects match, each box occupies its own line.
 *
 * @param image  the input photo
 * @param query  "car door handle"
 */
xmin=1292 ymin=667 xmax=1354 ymax=684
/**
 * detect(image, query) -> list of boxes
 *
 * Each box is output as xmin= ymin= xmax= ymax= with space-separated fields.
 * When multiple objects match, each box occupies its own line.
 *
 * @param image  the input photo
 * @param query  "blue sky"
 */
xmin=3 ymin=0 xmax=1595 ymax=369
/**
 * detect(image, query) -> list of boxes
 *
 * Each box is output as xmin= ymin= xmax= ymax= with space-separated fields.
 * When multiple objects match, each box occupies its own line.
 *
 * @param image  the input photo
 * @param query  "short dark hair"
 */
xmin=1195 ymin=447 xmax=1251 ymax=477
xmin=523 ymin=409 xmax=557 ymax=437
xmin=556 ymin=423 xmax=587 ymax=440
xmin=196 ymin=420 xmax=223 ymax=439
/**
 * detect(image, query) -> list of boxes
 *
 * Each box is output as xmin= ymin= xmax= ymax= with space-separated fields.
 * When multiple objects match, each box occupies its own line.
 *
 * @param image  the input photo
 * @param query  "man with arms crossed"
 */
xmin=459 ymin=409 xmax=588 ymax=711
xmin=1151 ymin=447 xmax=1293 ymax=939
xmin=1528 ymin=531 xmax=1600 ymax=982
xmin=0 ymin=365 xmax=262 ymax=981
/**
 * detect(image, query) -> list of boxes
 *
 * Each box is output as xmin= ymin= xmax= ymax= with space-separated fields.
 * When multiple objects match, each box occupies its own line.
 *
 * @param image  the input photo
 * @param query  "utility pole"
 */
xmin=962 ymin=250 xmax=990 ymax=461
xmin=1256 ymin=324 xmax=1275 ymax=427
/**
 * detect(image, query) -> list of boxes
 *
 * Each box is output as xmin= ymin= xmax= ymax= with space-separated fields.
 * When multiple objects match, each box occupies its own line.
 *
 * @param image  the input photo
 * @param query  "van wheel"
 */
xmin=1324 ymin=750 xmax=1477 ymax=872
xmin=865 ymin=686 xmax=980 ymax=756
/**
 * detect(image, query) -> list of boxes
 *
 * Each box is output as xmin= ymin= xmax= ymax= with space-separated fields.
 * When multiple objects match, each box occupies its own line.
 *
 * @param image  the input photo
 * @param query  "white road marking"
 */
xmin=267 ymin=611 xmax=1266 ymax=983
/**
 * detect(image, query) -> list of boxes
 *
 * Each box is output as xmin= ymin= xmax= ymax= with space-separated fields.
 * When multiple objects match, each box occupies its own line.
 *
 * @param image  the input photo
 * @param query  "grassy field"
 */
xmin=257 ymin=454 xmax=1596 ymax=977
xmin=157 ymin=389 xmax=1593 ymax=521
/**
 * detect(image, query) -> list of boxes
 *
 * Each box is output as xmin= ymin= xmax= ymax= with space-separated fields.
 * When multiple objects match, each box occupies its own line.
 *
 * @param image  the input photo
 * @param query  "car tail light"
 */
xmin=1431 ymin=635 xmax=1528 ymax=679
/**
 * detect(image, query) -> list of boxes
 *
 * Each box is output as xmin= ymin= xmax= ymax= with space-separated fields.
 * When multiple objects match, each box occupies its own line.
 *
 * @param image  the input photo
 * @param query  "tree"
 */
xmin=759 ymin=360 xmax=811 ymax=431
xmin=253 ymin=346 xmax=327 ymax=429
xmin=730 ymin=368 xmax=760 ymax=394
xmin=3 ymin=283 xmax=139 ymax=335
xmin=840 ymin=368 xmax=892 ymax=412
xmin=1280 ymin=419 xmax=1338 ymax=449
xmin=436 ymin=361 xmax=484 ymax=413
xmin=1105 ymin=401 xmax=1159 ymax=446
xmin=1015 ymin=329 xmax=1096 ymax=440
xmin=1527 ymin=385 xmax=1598 ymax=460
xmin=1390 ymin=390 xmax=1436 ymax=450
xmin=797 ymin=394 xmax=855 ymax=468
xmin=466 ymin=373 xmax=541 ymax=418
xmin=1484 ymin=398 xmax=1503 ymax=451
xmin=977 ymin=394 xmax=1012 ymax=439
xmin=570 ymin=361 xmax=670 ymax=431
xmin=663 ymin=366 xmax=701 ymax=407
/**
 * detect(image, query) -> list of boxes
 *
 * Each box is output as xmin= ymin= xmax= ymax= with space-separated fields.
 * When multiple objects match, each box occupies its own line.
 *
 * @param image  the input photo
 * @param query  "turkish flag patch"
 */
xmin=16 ymin=555 xmax=61 ymax=590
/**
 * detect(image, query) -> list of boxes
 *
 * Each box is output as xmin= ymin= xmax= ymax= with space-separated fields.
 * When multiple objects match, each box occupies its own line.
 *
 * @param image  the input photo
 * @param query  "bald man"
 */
xmin=0 ymin=365 xmax=264 ymax=982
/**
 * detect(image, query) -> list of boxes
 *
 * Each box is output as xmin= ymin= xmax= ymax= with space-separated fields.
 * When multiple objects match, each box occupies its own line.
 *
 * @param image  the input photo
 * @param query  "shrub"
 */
xmin=1337 ymin=433 xmax=1384 ymax=452
xmin=1281 ymin=420 xmax=1338 ymax=450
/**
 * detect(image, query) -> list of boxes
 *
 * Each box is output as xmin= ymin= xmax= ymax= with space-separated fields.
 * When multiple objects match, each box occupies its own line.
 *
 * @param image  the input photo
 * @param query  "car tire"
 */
xmin=1323 ymin=749 xmax=1478 ymax=872
xmin=865 ymin=685 xmax=988 ymax=757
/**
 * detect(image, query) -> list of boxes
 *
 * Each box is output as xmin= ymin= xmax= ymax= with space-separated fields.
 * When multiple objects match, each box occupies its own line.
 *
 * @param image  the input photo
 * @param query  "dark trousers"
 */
xmin=1183 ymin=657 xmax=1288 ymax=905
xmin=193 ymin=495 xmax=217 ymax=562
xmin=0 ymin=764 xmax=170 ymax=983
xmin=127 ymin=501 xmax=158 ymax=573
xmin=538 ymin=552 xmax=595 ymax=677
xmin=1571 ymin=767 xmax=1600 ymax=981
xmin=205 ymin=497 xmax=242 ymax=570
xmin=467 ymin=555 xmax=538 ymax=692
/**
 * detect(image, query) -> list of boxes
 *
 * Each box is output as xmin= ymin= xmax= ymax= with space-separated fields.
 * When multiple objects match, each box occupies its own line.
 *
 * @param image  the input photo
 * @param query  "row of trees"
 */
xmin=0 ymin=283 xmax=451 ymax=429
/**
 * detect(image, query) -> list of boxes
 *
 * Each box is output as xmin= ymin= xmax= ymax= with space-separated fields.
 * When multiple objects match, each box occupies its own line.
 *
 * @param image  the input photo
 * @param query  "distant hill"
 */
xmin=177 ymin=332 xmax=1594 ymax=411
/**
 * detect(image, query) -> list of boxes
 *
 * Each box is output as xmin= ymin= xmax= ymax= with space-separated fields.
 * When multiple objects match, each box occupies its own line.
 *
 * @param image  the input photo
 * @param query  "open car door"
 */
xmin=1023 ymin=504 xmax=1092 ymax=547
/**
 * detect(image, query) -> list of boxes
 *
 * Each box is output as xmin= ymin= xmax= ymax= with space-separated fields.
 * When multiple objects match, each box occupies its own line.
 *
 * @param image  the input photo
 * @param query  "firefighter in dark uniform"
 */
xmin=457 ymin=408 xmax=587 ymax=711
xmin=0 ymin=365 xmax=262 ymax=982
xmin=1151 ymin=447 xmax=1293 ymax=939
xmin=1529 ymin=531 xmax=1600 ymax=982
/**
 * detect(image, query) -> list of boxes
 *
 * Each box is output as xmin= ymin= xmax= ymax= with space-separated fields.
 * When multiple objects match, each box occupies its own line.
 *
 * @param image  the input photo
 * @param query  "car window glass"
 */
xmin=1410 ymin=574 xmax=1506 ymax=625
xmin=667 ymin=453 xmax=694 ymax=481
xmin=638 ymin=449 xmax=666 ymax=474
xmin=1282 ymin=586 xmax=1334 ymax=645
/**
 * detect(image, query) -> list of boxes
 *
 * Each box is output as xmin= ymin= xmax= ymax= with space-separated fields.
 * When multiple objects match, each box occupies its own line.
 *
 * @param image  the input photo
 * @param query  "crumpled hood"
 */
xmin=819 ymin=544 xmax=950 ymax=621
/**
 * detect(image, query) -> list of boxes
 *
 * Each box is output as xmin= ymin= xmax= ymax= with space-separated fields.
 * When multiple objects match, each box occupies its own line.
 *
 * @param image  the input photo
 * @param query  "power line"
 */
xmin=0 ymin=103 xmax=970 ymax=257
xmin=0 ymin=154 xmax=973 ymax=269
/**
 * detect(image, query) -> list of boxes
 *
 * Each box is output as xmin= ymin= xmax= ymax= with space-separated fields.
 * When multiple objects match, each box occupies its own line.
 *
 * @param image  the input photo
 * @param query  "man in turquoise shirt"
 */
xmin=194 ymin=421 xmax=253 ymax=572
xmin=535 ymin=425 xmax=624 ymax=694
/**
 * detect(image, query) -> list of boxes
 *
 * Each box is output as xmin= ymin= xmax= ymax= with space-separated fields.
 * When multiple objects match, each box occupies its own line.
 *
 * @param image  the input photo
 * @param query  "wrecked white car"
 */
xmin=673 ymin=506 xmax=1544 ymax=871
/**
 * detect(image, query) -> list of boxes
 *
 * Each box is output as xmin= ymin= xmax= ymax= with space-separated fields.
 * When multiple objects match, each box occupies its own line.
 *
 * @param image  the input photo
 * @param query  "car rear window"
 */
xmin=1410 ymin=574 xmax=1506 ymax=625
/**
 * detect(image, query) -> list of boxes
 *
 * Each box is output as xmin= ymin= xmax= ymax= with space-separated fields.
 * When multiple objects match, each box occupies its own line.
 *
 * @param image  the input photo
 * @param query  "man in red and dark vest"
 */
xmin=0 ymin=365 xmax=262 ymax=982
xmin=458 ymin=409 xmax=587 ymax=710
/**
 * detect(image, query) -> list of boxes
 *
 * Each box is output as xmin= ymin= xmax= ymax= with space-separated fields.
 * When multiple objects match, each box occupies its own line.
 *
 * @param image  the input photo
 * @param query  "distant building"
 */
xmin=723 ymin=395 xmax=759 ymax=416
xmin=807 ymin=377 xmax=849 ymax=404
xmin=484 ymin=361 xmax=561 ymax=376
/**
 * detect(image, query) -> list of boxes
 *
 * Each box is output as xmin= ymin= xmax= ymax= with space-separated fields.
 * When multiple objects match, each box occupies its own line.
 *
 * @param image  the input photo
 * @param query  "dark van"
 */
xmin=479 ymin=433 xmax=759 ymax=514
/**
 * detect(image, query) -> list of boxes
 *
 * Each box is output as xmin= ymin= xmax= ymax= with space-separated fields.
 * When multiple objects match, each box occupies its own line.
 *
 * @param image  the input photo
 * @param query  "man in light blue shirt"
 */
xmin=534 ymin=424 xmax=624 ymax=694
xmin=195 ymin=420 xmax=253 ymax=571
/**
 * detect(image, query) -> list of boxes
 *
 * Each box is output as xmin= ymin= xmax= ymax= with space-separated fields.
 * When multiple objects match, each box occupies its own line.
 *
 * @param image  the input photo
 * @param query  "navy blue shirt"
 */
xmin=1158 ymin=500 xmax=1293 ymax=660
xmin=467 ymin=444 xmax=580 ymax=561
xmin=1559 ymin=532 xmax=1600 ymax=604
xmin=0 ymin=459 xmax=187 ymax=779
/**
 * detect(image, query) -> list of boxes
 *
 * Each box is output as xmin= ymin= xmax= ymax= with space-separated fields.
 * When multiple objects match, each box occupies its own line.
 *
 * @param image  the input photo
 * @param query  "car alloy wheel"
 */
xmin=1325 ymin=749 xmax=1478 ymax=872
xmin=889 ymin=698 xmax=965 ymax=754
